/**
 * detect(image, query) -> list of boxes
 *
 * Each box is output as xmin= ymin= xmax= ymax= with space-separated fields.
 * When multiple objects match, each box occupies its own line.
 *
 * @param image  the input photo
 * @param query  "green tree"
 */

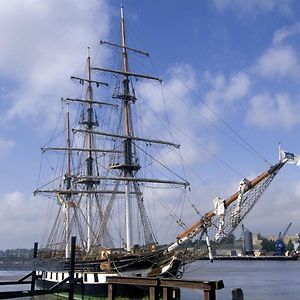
xmin=286 ymin=239 xmax=294 ymax=252
xmin=261 ymin=239 xmax=276 ymax=252
xmin=224 ymin=234 xmax=235 ymax=244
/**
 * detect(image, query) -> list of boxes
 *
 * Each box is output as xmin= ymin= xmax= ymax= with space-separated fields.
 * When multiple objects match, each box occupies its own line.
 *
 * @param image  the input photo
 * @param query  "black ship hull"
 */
xmin=35 ymin=273 xmax=147 ymax=299
xmin=35 ymin=255 xmax=182 ymax=298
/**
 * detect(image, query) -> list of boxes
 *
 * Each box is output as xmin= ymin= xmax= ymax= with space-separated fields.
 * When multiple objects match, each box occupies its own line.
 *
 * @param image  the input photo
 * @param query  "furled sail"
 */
xmin=167 ymin=161 xmax=286 ymax=255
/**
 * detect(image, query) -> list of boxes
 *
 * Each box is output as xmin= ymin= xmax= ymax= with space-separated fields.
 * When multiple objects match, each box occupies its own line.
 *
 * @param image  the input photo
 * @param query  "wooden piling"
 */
xmin=149 ymin=285 xmax=158 ymax=300
xmin=232 ymin=288 xmax=244 ymax=300
xmin=162 ymin=287 xmax=173 ymax=300
xmin=30 ymin=242 xmax=38 ymax=293
xmin=69 ymin=236 xmax=76 ymax=300
xmin=0 ymin=237 xmax=75 ymax=299
xmin=204 ymin=289 xmax=216 ymax=300
xmin=108 ymin=283 xmax=114 ymax=299
xmin=106 ymin=276 xmax=224 ymax=300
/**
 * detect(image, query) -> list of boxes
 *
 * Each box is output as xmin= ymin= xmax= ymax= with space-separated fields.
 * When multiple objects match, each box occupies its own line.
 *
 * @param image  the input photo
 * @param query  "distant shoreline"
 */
xmin=197 ymin=255 xmax=298 ymax=261
xmin=0 ymin=255 xmax=298 ymax=272
xmin=0 ymin=258 xmax=34 ymax=271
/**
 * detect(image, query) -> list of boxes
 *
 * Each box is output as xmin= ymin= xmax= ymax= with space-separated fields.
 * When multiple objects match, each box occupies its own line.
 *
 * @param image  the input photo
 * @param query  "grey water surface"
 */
xmin=0 ymin=260 xmax=299 ymax=299
xmin=182 ymin=260 xmax=300 ymax=299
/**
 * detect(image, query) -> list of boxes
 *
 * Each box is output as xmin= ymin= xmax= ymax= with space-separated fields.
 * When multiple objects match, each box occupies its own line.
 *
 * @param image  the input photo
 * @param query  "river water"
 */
xmin=182 ymin=260 xmax=300 ymax=299
xmin=0 ymin=260 xmax=299 ymax=299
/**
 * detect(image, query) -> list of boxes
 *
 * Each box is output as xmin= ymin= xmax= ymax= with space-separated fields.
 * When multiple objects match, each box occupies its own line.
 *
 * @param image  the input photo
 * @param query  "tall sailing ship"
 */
xmin=33 ymin=6 xmax=292 ymax=297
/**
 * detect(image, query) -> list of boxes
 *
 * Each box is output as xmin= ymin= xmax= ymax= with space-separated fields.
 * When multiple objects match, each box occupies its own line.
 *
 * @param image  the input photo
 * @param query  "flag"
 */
xmin=279 ymin=150 xmax=300 ymax=166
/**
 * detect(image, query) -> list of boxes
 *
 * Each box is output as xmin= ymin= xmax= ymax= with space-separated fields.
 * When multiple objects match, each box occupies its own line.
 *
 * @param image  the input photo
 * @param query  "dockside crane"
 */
xmin=275 ymin=222 xmax=292 ymax=256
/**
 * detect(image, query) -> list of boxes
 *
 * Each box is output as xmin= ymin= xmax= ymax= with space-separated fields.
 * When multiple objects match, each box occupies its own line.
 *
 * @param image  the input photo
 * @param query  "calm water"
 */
xmin=182 ymin=260 xmax=300 ymax=299
xmin=0 ymin=260 xmax=299 ymax=299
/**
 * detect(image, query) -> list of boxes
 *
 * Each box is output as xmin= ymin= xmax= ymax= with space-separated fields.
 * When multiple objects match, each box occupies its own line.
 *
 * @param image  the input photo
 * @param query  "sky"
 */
xmin=0 ymin=0 xmax=300 ymax=249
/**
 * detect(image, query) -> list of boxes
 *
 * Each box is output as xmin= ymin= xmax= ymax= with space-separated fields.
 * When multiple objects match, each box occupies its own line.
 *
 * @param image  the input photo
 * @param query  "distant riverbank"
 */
xmin=197 ymin=255 xmax=298 ymax=261
xmin=0 ymin=258 xmax=34 ymax=270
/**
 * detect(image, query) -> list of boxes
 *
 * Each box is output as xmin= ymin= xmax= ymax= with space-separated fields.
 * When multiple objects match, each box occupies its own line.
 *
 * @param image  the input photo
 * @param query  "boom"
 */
xmin=167 ymin=161 xmax=286 ymax=253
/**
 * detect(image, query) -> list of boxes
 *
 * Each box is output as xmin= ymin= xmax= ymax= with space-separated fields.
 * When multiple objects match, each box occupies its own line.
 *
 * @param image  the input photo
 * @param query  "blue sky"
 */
xmin=0 ymin=0 xmax=300 ymax=249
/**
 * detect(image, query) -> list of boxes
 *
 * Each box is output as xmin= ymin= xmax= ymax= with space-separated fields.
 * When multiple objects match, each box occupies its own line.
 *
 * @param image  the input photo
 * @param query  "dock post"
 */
xmin=204 ymin=289 xmax=216 ymax=300
xmin=108 ymin=283 xmax=114 ymax=300
xmin=232 ymin=288 xmax=244 ymax=300
xmin=69 ymin=236 xmax=76 ymax=300
xmin=174 ymin=288 xmax=180 ymax=299
xmin=30 ymin=242 xmax=38 ymax=293
xmin=149 ymin=285 xmax=158 ymax=300
xmin=162 ymin=287 xmax=173 ymax=300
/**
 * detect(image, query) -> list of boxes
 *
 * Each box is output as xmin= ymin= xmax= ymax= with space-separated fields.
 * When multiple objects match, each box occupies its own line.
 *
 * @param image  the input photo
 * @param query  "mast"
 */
xmin=64 ymin=109 xmax=71 ymax=258
xmin=121 ymin=6 xmax=133 ymax=251
xmin=35 ymin=6 xmax=187 ymax=254
xmin=86 ymin=47 xmax=93 ymax=253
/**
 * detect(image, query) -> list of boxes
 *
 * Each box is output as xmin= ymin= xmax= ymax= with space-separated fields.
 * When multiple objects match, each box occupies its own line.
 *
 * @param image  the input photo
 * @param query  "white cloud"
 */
xmin=246 ymin=93 xmax=300 ymax=129
xmin=136 ymin=64 xmax=237 ymax=167
xmin=245 ymin=179 xmax=300 ymax=235
xmin=136 ymin=64 xmax=206 ymax=167
xmin=206 ymin=72 xmax=251 ymax=102
xmin=0 ymin=0 xmax=111 ymax=125
xmin=0 ymin=137 xmax=15 ymax=156
xmin=0 ymin=0 xmax=113 ymax=249
xmin=201 ymin=71 xmax=250 ymax=122
xmin=136 ymin=66 xmax=250 ymax=170
xmin=137 ymin=64 xmax=198 ymax=132
xmin=253 ymin=22 xmax=300 ymax=80
xmin=0 ymin=191 xmax=48 ymax=249
xmin=213 ymin=0 xmax=294 ymax=16
xmin=224 ymin=73 xmax=251 ymax=103
xmin=255 ymin=46 xmax=300 ymax=79
xmin=272 ymin=22 xmax=300 ymax=46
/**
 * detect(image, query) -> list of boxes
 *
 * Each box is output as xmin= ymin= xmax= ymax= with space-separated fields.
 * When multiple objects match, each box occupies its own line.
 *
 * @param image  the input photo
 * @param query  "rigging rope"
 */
xmin=152 ymin=54 xmax=271 ymax=166
xmin=124 ymin=21 xmax=270 ymax=166
xmin=137 ymin=91 xmax=244 ymax=178
xmin=133 ymin=142 xmax=189 ymax=184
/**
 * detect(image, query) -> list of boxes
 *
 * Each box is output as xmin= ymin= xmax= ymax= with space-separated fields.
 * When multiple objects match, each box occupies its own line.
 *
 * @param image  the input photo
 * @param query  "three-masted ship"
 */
xmin=33 ymin=6 xmax=291 ymax=297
